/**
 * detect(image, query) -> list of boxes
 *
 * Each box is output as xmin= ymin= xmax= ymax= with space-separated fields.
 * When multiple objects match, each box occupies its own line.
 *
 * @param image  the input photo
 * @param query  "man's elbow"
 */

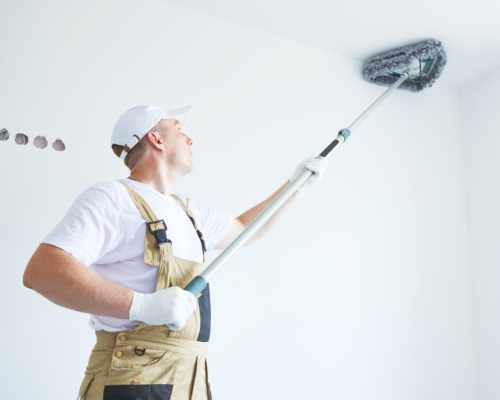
xmin=23 ymin=258 xmax=40 ymax=290
xmin=22 ymin=243 xmax=57 ymax=291
xmin=22 ymin=269 xmax=33 ymax=289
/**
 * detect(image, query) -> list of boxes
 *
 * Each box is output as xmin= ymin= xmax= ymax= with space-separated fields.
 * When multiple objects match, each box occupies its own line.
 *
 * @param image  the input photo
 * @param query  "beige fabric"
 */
xmin=78 ymin=327 xmax=212 ymax=400
xmin=78 ymin=182 xmax=212 ymax=399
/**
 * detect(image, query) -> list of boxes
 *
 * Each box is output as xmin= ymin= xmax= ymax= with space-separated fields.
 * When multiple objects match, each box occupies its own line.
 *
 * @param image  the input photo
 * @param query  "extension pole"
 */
xmin=185 ymin=73 xmax=409 ymax=296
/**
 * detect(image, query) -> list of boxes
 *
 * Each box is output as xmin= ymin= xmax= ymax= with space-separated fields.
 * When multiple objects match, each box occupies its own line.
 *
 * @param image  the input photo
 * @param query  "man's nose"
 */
xmin=186 ymin=137 xmax=193 ymax=146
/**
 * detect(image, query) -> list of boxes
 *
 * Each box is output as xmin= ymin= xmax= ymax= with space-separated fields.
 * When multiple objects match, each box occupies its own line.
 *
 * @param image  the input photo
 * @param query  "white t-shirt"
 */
xmin=41 ymin=177 xmax=234 ymax=332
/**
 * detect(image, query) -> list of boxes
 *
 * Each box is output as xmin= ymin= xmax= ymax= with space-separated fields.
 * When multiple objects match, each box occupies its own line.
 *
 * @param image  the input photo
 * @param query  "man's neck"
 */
xmin=128 ymin=164 xmax=177 ymax=196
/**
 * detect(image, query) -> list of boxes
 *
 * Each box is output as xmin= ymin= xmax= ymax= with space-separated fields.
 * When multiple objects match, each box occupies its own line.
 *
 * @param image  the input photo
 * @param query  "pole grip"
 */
xmin=184 ymin=275 xmax=208 ymax=297
xmin=319 ymin=129 xmax=351 ymax=157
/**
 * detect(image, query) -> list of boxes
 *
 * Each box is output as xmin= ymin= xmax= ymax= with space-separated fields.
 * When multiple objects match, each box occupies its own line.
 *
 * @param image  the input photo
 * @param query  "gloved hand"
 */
xmin=129 ymin=286 xmax=198 ymax=331
xmin=290 ymin=155 xmax=329 ymax=187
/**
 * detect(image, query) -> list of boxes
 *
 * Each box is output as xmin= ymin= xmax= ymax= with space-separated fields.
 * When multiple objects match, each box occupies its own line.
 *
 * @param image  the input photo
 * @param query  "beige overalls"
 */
xmin=78 ymin=181 xmax=213 ymax=400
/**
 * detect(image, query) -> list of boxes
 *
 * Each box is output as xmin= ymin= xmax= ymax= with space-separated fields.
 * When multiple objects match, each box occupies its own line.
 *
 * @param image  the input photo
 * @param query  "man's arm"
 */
xmin=23 ymin=243 xmax=134 ymax=319
xmin=214 ymin=180 xmax=298 ymax=249
xmin=214 ymin=156 xmax=329 ymax=250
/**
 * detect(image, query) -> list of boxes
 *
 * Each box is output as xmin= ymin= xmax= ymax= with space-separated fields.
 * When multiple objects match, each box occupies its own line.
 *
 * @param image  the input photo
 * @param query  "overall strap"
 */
xmin=119 ymin=180 xmax=173 ymax=290
xmin=170 ymin=194 xmax=212 ymax=342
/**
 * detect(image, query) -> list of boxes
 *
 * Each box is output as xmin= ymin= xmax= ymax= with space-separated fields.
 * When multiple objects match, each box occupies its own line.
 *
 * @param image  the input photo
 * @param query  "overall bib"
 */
xmin=78 ymin=181 xmax=213 ymax=400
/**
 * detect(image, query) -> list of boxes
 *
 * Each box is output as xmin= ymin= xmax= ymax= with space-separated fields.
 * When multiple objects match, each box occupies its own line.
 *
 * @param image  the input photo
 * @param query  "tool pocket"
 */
xmin=77 ymin=373 xmax=95 ymax=400
xmin=103 ymin=384 xmax=173 ymax=400
xmin=111 ymin=346 xmax=171 ymax=370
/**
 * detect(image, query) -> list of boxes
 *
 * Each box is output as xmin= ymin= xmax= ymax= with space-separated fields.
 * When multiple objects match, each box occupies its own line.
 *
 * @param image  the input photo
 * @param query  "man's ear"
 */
xmin=145 ymin=129 xmax=164 ymax=149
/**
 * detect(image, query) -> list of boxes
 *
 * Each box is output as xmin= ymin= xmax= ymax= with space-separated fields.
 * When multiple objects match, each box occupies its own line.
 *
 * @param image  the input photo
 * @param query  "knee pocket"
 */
xmin=103 ymin=384 xmax=173 ymax=400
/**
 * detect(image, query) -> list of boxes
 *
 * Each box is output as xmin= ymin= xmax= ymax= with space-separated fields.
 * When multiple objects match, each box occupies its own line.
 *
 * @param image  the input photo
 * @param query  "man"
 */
xmin=22 ymin=105 xmax=328 ymax=399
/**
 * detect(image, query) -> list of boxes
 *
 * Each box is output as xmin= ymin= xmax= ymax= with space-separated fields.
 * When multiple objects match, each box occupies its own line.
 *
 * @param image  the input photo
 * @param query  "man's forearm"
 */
xmin=237 ymin=180 xmax=298 ymax=243
xmin=23 ymin=244 xmax=134 ymax=319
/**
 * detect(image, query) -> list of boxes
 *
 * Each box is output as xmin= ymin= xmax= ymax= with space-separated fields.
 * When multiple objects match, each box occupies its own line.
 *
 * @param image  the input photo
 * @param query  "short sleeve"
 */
xmin=41 ymin=185 xmax=123 ymax=266
xmin=187 ymin=197 xmax=234 ymax=252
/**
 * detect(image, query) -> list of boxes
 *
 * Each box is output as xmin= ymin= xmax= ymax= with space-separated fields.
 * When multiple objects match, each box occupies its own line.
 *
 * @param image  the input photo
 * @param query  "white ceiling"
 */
xmin=171 ymin=0 xmax=500 ymax=91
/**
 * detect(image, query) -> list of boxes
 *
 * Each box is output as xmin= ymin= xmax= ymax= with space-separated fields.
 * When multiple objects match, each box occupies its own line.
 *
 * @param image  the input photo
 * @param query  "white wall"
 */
xmin=460 ymin=70 xmax=500 ymax=400
xmin=1 ymin=1 xmax=476 ymax=399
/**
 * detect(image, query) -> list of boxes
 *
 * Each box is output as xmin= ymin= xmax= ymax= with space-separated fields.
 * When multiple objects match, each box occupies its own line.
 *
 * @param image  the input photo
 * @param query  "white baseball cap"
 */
xmin=111 ymin=104 xmax=191 ymax=160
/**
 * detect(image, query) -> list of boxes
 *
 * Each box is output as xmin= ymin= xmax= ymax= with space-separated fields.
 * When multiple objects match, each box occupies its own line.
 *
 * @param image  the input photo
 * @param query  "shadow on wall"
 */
xmin=0 ymin=128 xmax=66 ymax=151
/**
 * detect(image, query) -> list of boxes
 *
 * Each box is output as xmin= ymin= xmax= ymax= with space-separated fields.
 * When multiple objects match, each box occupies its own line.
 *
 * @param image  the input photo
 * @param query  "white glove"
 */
xmin=129 ymin=286 xmax=198 ymax=331
xmin=290 ymin=156 xmax=329 ymax=187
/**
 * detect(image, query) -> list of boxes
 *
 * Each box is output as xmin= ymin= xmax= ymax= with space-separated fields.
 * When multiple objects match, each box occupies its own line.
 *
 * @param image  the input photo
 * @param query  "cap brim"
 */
xmin=165 ymin=105 xmax=192 ymax=119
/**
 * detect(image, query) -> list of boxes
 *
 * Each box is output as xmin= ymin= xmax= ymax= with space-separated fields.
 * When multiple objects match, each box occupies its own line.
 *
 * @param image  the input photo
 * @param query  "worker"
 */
xmin=22 ymin=104 xmax=328 ymax=399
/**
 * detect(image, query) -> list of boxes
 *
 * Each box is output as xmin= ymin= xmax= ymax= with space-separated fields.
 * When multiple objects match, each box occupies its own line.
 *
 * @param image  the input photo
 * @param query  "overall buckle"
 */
xmin=147 ymin=219 xmax=171 ymax=247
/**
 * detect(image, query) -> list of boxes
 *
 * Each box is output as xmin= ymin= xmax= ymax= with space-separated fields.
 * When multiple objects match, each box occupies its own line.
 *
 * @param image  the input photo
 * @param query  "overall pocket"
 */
xmin=110 ymin=345 xmax=171 ymax=370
